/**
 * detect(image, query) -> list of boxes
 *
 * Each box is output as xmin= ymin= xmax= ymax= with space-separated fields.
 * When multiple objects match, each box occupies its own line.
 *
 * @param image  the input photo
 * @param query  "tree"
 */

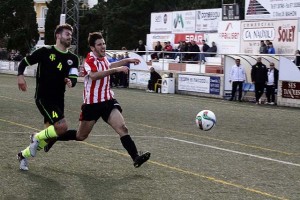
xmin=78 ymin=2 xmax=107 ymax=56
xmin=0 ymin=0 xmax=39 ymax=55
xmin=103 ymin=0 xmax=154 ymax=50
xmin=44 ymin=0 xmax=62 ymax=45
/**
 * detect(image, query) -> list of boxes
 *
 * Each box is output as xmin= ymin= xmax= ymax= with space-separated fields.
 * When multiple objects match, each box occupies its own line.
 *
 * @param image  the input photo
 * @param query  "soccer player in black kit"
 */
xmin=17 ymin=24 xmax=79 ymax=170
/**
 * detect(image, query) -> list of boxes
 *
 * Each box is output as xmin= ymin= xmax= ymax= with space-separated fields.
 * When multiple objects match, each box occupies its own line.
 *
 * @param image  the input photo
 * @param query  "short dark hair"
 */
xmin=54 ymin=24 xmax=73 ymax=39
xmin=88 ymin=32 xmax=103 ymax=47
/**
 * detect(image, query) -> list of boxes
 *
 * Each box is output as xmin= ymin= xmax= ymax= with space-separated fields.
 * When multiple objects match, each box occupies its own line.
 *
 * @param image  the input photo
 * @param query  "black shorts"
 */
xmin=35 ymin=98 xmax=64 ymax=124
xmin=79 ymin=99 xmax=122 ymax=123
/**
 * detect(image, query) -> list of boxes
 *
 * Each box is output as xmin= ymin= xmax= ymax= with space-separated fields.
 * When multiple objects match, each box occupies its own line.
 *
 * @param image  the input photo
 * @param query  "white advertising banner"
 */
xmin=217 ymin=21 xmax=241 ymax=54
xmin=150 ymin=12 xmax=173 ymax=33
xmin=195 ymin=8 xmax=222 ymax=32
xmin=129 ymin=70 xmax=150 ymax=86
xmin=241 ymin=20 xmax=298 ymax=54
xmin=146 ymin=34 xmax=175 ymax=50
xmin=245 ymin=0 xmax=300 ymax=20
xmin=178 ymin=74 xmax=210 ymax=93
xmin=172 ymin=10 xmax=196 ymax=33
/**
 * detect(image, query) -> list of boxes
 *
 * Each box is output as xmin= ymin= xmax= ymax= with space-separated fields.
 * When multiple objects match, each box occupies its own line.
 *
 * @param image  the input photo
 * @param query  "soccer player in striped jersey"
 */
xmin=45 ymin=32 xmax=151 ymax=168
xmin=17 ymin=24 xmax=79 ymax=170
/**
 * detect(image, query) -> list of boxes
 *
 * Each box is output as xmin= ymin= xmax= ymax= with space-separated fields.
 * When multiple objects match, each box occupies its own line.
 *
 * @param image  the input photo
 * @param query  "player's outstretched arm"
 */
xmin=110 ymin=58 xmax=140 ymax=69
xmin=89 ymin=66 xmax=129 ymax=81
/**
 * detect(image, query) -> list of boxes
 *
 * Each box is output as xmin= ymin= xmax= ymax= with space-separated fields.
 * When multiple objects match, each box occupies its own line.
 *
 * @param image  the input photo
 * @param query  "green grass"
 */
xmin=0 ymin=74 xmax=299 ymax=200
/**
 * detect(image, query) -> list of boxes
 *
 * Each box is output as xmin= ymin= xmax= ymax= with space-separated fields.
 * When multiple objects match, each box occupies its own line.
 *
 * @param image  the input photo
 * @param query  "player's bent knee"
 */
xmin=54 ymin=123 xmax=68 ymax=135
xmin=116 ymin=124 xmax=128 ymax=135
xmin=121 ymin=124 xmax=128 ymax=133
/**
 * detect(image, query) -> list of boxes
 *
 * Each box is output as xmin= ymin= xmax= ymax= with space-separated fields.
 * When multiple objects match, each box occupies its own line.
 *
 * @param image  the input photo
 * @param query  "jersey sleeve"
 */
xmin=84 ymin=55 xmax=98 ymax=74
xmin=68 ymin=55 xmax=79 ymax=77
xmin=68 ymin=55 xmax=79 ymax=87
xmin=24 ymin=47 xmax=45 ymax=66
xmin=18 ymin=47 xmax=46 ymax=75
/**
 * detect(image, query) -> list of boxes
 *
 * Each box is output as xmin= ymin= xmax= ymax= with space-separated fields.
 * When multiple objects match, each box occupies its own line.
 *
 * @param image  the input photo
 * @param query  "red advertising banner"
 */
xmin=174 ymin=33 xmax=205 ymax=45
xmin=282 ymin=82 xmax=300 ymax=99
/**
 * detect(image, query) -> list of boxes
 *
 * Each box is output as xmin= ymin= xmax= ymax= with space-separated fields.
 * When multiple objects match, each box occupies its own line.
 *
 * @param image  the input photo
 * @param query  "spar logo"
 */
xmin=173 ymin=13 xmax=184 ymax=29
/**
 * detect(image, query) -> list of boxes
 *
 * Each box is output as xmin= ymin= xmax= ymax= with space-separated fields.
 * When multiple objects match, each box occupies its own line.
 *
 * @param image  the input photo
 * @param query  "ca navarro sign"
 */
xmin=243 ymin=28 xmax=275 ymax=40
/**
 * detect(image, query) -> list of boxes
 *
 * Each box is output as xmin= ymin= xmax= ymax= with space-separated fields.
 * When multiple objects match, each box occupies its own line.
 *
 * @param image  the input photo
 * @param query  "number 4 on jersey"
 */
xmin=57 ymin=62 xmax=63 ymax=71
xmin=52 ymin=111 xmax=58 ymax=118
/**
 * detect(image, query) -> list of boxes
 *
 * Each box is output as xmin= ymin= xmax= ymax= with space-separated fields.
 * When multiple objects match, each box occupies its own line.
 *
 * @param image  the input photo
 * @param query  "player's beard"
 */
xmin=61 ymin=38 xmax=72 ymax=48
xmin=97 ymin=49 xmax=106 ymax=58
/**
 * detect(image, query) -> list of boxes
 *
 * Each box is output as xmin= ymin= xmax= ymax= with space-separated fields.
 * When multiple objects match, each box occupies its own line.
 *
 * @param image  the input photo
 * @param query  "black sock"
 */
xmin=57 ymin=129 xmax=77 ymax=141
xmin=120 ymin=135 xmax=138 ymax=161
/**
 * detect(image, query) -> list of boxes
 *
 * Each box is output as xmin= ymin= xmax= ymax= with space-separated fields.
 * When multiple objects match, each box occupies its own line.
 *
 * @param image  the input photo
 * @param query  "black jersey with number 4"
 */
xmin=24 ymin=46 xmax=79 ymax=100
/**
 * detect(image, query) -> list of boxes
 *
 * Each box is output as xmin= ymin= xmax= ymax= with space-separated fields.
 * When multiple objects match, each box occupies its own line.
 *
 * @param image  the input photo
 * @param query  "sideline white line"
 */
xmin=168 ymin=137 xmax=300 ymax=167
xmin=91 ymin=134 xmax=300 ymax=167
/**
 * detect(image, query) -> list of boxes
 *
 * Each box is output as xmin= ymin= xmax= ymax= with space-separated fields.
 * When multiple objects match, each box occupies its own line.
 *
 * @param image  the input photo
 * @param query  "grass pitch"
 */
xmin=0 ymin=74 xmax=299 ymax=200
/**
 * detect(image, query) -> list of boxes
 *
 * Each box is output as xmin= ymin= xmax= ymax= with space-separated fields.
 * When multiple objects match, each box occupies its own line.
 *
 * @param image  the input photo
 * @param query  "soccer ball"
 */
xmin=195 ymin=110 xmax=216 ymax=131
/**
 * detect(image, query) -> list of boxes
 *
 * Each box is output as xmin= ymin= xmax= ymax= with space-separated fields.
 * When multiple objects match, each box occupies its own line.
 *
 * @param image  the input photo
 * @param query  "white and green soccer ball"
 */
xmin=195 ymin=110 xmax=216 ymax=131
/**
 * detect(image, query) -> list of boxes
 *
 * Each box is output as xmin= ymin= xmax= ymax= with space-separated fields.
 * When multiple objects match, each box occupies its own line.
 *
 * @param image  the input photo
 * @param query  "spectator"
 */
xmin=184 ymin=42 xmax=192 ymax=60
xmin=135 ymin=40 xmax=146 ymax=56
xmin=147 ymin=67 xmax=161 ymax=92
xmin=14 ymin=51 xmax=23 ymax=61
xmin=151 ymin=41 xmax=162 ymax=60
xmin=200 ymin=40 xmax=210 ymax=63
xmin=108 ymin=53 xmax=119 ymax=87
xmin=259 ymin=40 xmax=268 ymax=54
xmin=177 ymin=41 xmax=188 ymax=61
xmin=265 ymin=62 xmax=279 ymax=105
xmin=119 ymin=52 xmax=130 ymax=88
xmin=8 ymin=50 xmax=16 ymax=61
xmin=202 ymin=40 xmax=210 ymax=52
xmin=251 ymin=57 xmax=268 ymax=105
xmin=172 ymin=41 xmax=181 ymax=60
xmin=207 ymin=42 xmax=217 ymax=57
xmin=229 ymin=59 xmax=246 ymax=102
xmin=121 ymin=46 xmax=127 ymax=50
xmin=188 ymin=40 xmax=200 ymax=61
xmin=267 ymin=42 xmax=275 ymax=54
xmin=265 ymin=40 xmax=271 ymax=51
xmin=117 ymin=54 xmax=124 ymax=60
xmin=163 ymin=41 xmax=173 ymax=58
xmin=108 ymin=53 xmax=118 ymax=63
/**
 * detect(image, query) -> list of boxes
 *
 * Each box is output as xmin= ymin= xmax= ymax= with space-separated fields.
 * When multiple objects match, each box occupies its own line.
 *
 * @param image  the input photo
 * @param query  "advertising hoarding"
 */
xmin=150 ymin=12 xmax=173 ymax=33
xmin=241 ymin=20 xmax=298 ymax=54
xmin=195 ymin=8 xmax=222 ymax=32
xmin=245 ymin=0 xmax=300 ymax=20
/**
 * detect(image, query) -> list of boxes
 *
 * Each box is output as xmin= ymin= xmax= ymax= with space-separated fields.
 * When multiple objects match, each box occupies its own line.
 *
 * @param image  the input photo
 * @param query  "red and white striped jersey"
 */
xmin=83 ymin=52 xmax=114 ymax=104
